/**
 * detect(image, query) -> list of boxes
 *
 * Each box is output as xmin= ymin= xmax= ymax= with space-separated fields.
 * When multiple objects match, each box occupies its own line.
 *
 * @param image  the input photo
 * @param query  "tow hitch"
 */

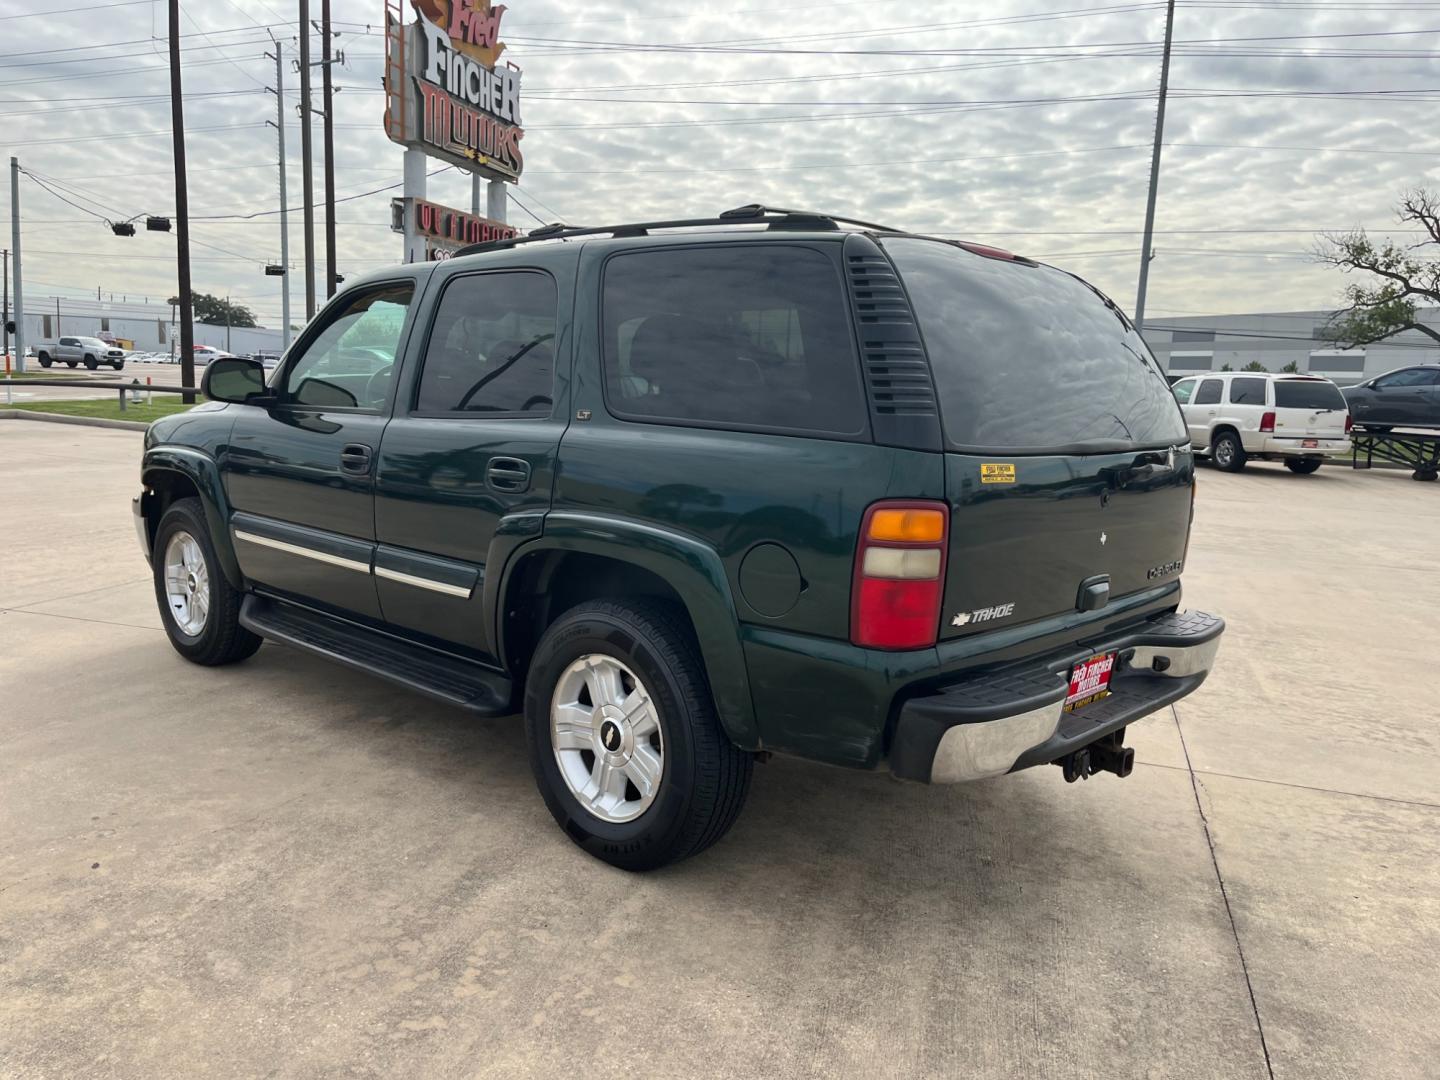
xmin=1056 ymin=729 xmax=1134 ymax=783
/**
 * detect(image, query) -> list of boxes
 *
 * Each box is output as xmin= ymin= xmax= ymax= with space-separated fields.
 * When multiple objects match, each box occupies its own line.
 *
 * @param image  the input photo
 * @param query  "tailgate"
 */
xmin=940 ymin=450 xmax=1193 ymax=640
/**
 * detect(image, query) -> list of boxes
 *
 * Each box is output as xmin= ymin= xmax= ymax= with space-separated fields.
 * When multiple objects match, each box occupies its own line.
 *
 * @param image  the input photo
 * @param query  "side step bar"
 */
xmin=240 ymin=594 xmax=513 ymax=716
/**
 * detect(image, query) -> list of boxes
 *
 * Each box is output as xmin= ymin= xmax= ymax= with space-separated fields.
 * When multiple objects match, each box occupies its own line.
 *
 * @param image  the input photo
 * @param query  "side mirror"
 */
xmin=202 ymin=356 xmax=270 ymax=405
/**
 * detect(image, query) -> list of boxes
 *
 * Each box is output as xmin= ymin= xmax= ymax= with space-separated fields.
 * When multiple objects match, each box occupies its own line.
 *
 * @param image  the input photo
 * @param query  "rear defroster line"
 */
xmin=1171 ymin=703 xmax=1276 ymax=1080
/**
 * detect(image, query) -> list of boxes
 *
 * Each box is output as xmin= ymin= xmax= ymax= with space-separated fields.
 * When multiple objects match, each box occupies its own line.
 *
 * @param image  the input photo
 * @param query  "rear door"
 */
xmin=372 ymin=260 xmax=573 ymax=659
xmin=882 ymin=237 xmax=1193 ymax=638
xmin=1188 ymin=376 xmax=1223 ymax=447
xmin=1272 ymin=377 xmax=1348 ymax=441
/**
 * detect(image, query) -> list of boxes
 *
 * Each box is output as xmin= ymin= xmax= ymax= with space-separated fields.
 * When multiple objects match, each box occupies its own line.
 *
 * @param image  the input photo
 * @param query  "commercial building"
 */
xmin=11 ymin=295 xmax=284 ymax=356
xmin=1143 ymin=308 xmax=1440 ymax=386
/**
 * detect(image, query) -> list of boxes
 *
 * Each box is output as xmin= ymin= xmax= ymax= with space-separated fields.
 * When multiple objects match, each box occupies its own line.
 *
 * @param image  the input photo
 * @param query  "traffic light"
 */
xmin=264 ymin=264 xmax=286 ymax=277
xmin=146 ymin=216 xmax=172 ymax=232
xmin=111 ymin=222 xmax=136 ymax=237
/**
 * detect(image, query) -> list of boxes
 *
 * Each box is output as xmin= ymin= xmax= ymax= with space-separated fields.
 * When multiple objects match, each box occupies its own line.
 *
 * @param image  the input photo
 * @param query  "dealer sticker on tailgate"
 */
xmin=1064 ymin=652 xmax=1116 ymax=712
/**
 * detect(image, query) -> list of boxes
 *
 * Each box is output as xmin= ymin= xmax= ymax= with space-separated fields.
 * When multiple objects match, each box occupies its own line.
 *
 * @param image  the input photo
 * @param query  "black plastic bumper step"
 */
xmin=240 ymin=594 xmax=513 ymax=716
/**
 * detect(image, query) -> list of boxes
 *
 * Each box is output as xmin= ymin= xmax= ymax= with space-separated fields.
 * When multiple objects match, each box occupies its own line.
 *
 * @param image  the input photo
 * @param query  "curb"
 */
xmin=0 ymin=410 xmax=148 ymax=432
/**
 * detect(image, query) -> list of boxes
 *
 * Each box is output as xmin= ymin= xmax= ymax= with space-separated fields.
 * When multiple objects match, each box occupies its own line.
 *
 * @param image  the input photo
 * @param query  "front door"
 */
xmin=373 ymin=265 xmax=570 ymax=659
xmin=1186 ymin=376 xmax=1223 ymax=446
xmin=223 ymin=278 xmax=423 ymax=621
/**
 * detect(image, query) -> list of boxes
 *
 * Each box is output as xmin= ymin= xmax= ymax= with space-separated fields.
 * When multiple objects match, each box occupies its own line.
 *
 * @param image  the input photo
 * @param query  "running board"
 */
xmin=240 ymin=594 xmax=513 ymax=716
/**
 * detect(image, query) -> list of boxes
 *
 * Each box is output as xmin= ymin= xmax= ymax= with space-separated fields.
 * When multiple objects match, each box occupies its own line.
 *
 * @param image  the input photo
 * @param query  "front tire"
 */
xmin=524 ymin=600 xmax=752 ymax=871
xmin=1285 ymin=458 xmax=1322 ymax=474
xmin=83 ymin=355 xmax=98 ymax=370
xmin=152 ymin=497 xmax=261 ymax=666
xmin=1212 ymin=430 xmax=1247 ymax=472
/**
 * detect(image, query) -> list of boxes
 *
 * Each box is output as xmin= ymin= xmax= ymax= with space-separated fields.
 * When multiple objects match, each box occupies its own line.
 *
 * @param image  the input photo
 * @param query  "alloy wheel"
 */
xmin=163 ymin=530 xmax=210 ymax=637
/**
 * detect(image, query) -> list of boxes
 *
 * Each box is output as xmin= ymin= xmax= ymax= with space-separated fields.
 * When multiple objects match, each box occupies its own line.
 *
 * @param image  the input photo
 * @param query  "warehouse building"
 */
xmin=10 ymin=295 xmax=284 ymax=356
xmin=1143 ymin=308 xmax=1440 ymax=386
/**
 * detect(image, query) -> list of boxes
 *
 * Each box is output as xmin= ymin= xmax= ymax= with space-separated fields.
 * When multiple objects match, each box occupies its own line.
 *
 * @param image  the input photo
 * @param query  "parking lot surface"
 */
xmin=2 ymin=421 xmax=1436 ymax=1079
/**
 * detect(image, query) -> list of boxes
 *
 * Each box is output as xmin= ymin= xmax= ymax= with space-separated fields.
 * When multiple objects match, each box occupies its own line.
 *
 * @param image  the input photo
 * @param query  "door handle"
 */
xmin=339 ymin=443 xmax=373 ymax=476
xmin=486 ymin=456 xmax=532 ymax=493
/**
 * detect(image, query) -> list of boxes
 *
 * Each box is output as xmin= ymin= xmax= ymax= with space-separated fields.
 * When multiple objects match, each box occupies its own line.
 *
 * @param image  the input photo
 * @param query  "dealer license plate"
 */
xmin=1302 ymin=438 xmax=1319 ymax=448
xmin=1064 ymin=652 xmax=1116 ymax=712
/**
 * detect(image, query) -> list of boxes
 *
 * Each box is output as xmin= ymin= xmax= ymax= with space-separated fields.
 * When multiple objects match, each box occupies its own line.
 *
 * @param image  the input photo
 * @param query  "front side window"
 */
xmin=1229 ymin=376 xmax=1267 ymax=405
xmin=1376 ymin=367 xmax=1438 ymax=389
xmin=1171 ymin=379 xmax=1195 ymax=404
xmin=282 ymin=282 xmax=414 ymax=409
xmin=415 ymin=271 xmax=557 ymax=415
xmin=601 ymin=244 xmax=866 ymax=436
xmin=1194 ymin=379 xmax=1223 ymax=405
xmin=883 ymin=237 xmax=1186 ymax=452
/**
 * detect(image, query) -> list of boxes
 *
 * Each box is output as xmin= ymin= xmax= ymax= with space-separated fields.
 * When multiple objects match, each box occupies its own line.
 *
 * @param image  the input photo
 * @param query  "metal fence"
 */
xmin=0 ymin=377 xmax=197 ymax=412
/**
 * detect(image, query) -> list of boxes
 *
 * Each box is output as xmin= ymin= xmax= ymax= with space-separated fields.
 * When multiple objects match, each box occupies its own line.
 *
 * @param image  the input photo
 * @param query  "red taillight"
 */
xmin=1259 ymin=411 xmax=1276 ymax=433
xmin=851 ymin=500 xmax=948 ymax=650
xmin=1345 ymin=413 xmax=1353 ymax=433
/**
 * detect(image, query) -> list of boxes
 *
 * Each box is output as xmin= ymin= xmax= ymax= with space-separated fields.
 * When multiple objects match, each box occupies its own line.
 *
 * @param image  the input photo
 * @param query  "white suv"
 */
xmin=1171 ymin=372 xmax=1352 ymax=474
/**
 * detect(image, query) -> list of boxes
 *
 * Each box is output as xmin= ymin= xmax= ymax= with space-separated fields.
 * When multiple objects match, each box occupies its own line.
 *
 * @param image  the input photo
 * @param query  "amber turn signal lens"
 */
xmin=867 ymin=508 xmax=946 ymax=543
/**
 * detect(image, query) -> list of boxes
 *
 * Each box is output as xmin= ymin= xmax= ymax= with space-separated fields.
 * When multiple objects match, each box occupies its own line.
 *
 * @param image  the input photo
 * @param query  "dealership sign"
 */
xmin=384 ymin=0 xmax=525 ymax=181
xmin=391 ymin=196 xmax=518 ymax=259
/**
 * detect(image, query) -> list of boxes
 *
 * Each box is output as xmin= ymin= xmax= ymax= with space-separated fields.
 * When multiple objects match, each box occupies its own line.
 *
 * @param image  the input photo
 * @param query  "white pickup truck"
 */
xmin=35 ymin=336 xmax=128 ymax=371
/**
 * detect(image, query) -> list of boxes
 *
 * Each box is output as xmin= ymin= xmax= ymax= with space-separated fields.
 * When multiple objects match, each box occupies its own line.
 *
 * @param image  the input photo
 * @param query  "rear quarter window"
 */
xmin=600 ymin=244 xmax=867 ymax=437
xmin=882 ymin=237 xmax=1185 ymax=452
xmin=1229 ymin=377 xmax=1267 ymax=405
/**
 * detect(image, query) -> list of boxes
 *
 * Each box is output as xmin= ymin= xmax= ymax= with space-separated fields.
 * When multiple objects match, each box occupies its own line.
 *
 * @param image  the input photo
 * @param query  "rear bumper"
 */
xmin=1255 ymin=436 xmax=1350 ymax=458
xmin=889 ymin=609 xmax=1224 ymax=783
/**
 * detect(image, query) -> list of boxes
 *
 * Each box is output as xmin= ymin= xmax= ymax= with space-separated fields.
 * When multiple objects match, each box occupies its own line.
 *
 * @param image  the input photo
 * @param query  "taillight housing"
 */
xmin=851 ymin=500 xmax=948 ymax=650
xmin=1259 ymin=411 xmax=1276 ymax=433
xmin=1344 ymin=413 xmax=1353 ymax=433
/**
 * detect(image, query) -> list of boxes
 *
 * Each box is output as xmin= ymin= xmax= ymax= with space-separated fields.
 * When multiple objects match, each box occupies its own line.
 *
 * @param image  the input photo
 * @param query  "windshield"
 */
xmin=883 ymin=237 xmax=1187 ymax=453
xmin=1274 ymin=380 xmax=1347 ymax=409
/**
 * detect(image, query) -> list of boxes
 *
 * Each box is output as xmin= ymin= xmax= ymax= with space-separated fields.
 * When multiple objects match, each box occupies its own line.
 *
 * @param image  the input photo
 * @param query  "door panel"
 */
xmin=373 ymin=417 xmax=563 ymax=654
xmin=224 ymin=409 xmax=388 ymax=618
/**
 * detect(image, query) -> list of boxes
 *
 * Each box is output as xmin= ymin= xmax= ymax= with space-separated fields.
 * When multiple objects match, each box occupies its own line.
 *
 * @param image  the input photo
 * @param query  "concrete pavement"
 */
xmin=1 ymin=421 xmax=1436 ymax=1079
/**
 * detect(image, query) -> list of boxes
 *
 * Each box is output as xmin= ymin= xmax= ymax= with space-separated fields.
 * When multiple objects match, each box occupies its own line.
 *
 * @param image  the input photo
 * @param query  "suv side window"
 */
xmin=1194 ymin=378 xmax=1223 ymax=405
xmin=601 ymin=244 xmax=866 ymax=437
xmin=1229 ymin=376 xmax=1267 ymax=405
xmin=281 ymin=282 xmax=414 ymax=409
xmin=1171 ymin=379 xmax=1195 ymax=404
xmin=414 ymin=271 xmax=557 ymax=415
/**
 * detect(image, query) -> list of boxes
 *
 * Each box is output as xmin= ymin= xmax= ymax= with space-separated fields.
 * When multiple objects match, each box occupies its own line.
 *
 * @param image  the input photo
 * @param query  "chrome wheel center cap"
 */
xmin=595 ymin=705 xmax=632 ymax=763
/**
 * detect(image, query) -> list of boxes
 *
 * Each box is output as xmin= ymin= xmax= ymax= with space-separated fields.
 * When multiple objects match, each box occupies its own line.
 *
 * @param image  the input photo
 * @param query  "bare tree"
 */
xmin=1316 ymin=188 xmax=1440 ymax=347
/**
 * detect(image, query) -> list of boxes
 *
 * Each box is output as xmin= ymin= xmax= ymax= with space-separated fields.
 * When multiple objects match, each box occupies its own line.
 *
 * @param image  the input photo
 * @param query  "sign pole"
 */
xmin=471 ymin=174 xmax=481 ymax=216
xmin=266 ymin=41 xmax=292 ymax=350
xmin=9 ymin=157 xmax=25 ymax=372
xmin=322 ymin=0 xmax=338 ymax=299
xmin=169 ymin=0 xmax=196 ymax=402
xmin=299 ymin=0 xmax=317 ymax=320
xmin=402 ymin=148 xmax=427 ymax=263
xmin=487 ymin=179 xmax=506 ymax=225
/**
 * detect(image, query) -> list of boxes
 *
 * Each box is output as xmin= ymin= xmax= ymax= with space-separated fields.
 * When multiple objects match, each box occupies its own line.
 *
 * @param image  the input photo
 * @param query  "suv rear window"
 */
xmin=882 ymin=237 xmax=1186 ymax=453
xmin=1229 ymin=377 xmax=1266 ymax=405
xmin=1274 ymin=379 xmax=1347 ymax=409
xmin=601 ymin=244 xmax=866 ymax=437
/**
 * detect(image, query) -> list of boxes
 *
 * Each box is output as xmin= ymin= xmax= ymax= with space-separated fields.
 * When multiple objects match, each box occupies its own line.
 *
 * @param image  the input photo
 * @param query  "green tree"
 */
xmin=1220 ymin=362 xmax=1233 ymax=372
xmin=1317 ymin=188 xmax=1440 ymax=347
xmin=1242 ymin=360 xmax=1267 ymax=372
xmin=191 ymin=292 xmax=257 ymax=328
xmin=1281 ymin=360 xmax=1300 ymax=373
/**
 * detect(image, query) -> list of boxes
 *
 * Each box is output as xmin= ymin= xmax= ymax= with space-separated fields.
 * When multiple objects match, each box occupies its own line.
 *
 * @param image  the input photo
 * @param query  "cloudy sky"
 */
xmin=2 ymin=0 xmax=1437 ymax=330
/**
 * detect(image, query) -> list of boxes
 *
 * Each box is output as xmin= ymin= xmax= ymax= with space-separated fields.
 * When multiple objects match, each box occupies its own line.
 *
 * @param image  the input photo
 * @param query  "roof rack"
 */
xmin=450 ymin=203 xmax=903 ymax=258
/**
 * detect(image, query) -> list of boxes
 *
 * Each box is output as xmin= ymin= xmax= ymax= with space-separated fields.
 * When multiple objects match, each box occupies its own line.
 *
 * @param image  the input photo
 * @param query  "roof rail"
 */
xmin=450 ymin=203 xmax=900 ymax=258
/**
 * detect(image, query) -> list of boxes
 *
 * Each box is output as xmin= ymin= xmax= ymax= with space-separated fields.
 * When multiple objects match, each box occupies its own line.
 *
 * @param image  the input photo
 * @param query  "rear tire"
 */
xmin=38 ymin=353 xmax=52 ymax=368
xmin=524 ymin=600 xmax=752 ymax=871
xmin=1285 ymin=458 xmax=1322 ymax=474
xmin=1212 ymin=430 xmax=1247 ymax=472
xmin=152 ymin=497 xmax=261 ymax=667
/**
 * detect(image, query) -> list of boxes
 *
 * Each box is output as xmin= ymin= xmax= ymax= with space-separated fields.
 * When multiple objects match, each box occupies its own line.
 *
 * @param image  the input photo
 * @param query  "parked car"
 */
xmin=1171 ymin=372 xmax=1351 ymax=473
xmin=34 ymin=335 xmax=127 ymax=370
xmin=191 ymin=346 xmax=232 ymax=365
xmin=1341 ymin=364 xmax=1440 ymax=431
xmin=133 ymin=206 xmax=1224 ymax=870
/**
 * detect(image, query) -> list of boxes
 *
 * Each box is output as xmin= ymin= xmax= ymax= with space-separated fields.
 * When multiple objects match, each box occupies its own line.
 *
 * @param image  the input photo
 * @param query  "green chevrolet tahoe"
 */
xmin=134 ymin=206 xmax=1223 ymax=870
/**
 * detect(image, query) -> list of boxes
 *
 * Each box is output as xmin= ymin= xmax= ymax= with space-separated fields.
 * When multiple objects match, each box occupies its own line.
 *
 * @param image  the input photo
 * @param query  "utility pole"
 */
xmin=55 ymin=295 xmax=60 ymax=338
xmin=299 ymin=0 xmax=316 ymax=321
xmin=321 ymin=0 xmax=338 ymax=299
xmin=3 ymin=249 xmax=9 ymax=363
xmin=168 ymin=0 xmax=196 ymax=402
xmin=226 ymin=295 xmax=232 ymax=353
xmin=1133 ymin=0 xmax=1175 ymax=338
xmin=265 ymin=39 xmax=292 ymax=350
xmin=9 ymin=158 xmax=25 ymax=372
